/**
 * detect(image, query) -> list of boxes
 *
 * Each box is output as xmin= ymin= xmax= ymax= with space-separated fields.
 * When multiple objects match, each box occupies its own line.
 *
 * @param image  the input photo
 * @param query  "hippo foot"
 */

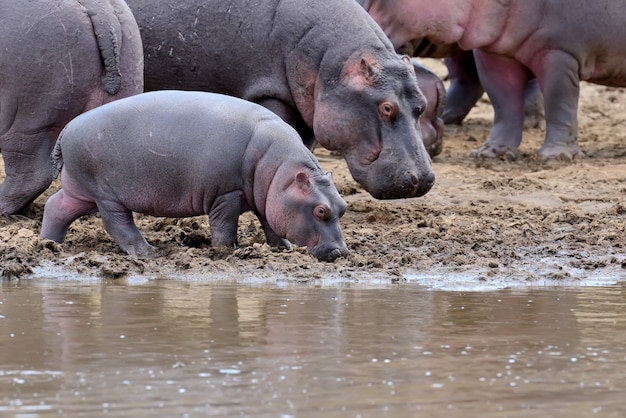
xmin=123 ymin=242 xmax=156 ymax=257
xmin=468 ymin=142 xmax=520 ymax=161
xmin=442 ymin=110 xmax=466 ymax=126
xmin=535 ymin=143 xmax=581 ymax=161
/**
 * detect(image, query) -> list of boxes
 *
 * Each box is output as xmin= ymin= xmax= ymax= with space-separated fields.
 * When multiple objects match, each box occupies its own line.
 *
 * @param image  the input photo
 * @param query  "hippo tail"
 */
xmin=50 ymin=136 xmax=64 ymax=180
xmin=81 ymin=0 xmax=122 ymax=95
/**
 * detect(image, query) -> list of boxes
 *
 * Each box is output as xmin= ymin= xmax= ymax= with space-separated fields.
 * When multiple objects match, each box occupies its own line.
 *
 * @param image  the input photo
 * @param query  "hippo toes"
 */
xmin=536 ymin=143 xmax=582 ymax=162
xmin=468 ymin=142 xmax=521 ymax=161
xmin=40 ymin=91 xmax=349 ymax=262
xmin=468 ymin=135 xmax=581 ymax=161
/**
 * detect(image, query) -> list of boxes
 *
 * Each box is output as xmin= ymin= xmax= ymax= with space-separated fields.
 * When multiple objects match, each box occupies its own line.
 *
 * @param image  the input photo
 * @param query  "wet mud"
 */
xmin=2 ymin=59 xmax=625 ymax=285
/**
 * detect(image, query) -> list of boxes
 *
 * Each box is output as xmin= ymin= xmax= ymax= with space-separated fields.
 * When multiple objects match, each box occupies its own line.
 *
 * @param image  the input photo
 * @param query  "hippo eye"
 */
xmin=314 ymin=205 xmax=328 ymax=221
xmin=378 ymin=101 xmax=397 ymax=121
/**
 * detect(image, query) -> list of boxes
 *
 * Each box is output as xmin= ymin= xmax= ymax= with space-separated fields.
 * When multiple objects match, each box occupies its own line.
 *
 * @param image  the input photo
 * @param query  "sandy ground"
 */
xmin=2 ymin=59 xmax=625 ymax=286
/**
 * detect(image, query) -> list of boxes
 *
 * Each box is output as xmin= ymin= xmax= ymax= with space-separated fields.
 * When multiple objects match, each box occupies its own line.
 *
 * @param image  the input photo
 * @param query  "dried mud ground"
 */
xmin=2 ymin=59 xmax=626 ymax=288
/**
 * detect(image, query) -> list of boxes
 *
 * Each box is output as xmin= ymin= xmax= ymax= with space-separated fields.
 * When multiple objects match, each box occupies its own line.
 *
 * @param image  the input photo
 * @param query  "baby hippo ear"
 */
xmin=325 ymin=171 xmax=334 ymax=181
xmin=295 ymin=171 xmax=311 ymax=192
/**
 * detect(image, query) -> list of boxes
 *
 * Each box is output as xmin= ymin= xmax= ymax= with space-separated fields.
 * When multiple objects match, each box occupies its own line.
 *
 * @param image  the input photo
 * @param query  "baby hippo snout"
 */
xmin=311 ymin=242 xmax=350 ymax=262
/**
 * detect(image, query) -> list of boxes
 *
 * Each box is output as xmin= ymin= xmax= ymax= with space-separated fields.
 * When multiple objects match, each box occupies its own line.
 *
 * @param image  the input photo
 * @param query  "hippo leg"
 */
xmin=207 ymin=191 xmax=245 ymax=247
xmin=257 ymin=215 xmax=291 ymax=248
xmin=529 ymin=51 xmax=581 ymax=160
xmin=41 ymin=189 xmax=98 ymax=242
xmin=0 ymin=131 xmax=57 ymax=215
xmin=96 ymin=201 xmax=154 ymax=256
xmin=523 ymin=79 xmax=544 ymax=130
xmin=468 ymin=50 xmax=528 ymax=160
xmin=442 ymin=51 xmax=485 ymax=126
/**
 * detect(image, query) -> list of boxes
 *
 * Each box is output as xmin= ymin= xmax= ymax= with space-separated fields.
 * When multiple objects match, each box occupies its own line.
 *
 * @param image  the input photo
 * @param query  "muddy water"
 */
xmin=1 ymin=278 xmax=626 ymax=417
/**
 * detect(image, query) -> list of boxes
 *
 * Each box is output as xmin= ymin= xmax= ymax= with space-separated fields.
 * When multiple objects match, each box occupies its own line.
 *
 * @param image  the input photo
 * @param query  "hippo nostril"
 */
xmin=424 ymin=171 xmax=436 ymax=189
xmin=409 ymin=172 xmax=419 ymax=186
xmin=328 ymin=249 xmax=341 ymax=262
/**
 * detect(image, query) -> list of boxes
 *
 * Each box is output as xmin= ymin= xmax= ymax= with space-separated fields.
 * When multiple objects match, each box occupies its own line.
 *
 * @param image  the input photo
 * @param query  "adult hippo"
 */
xmin=0 ymin=0 xmax=144 ymax=215
xmin=125 ymin=0 xmax=435 ymax=199
xmin=41 ymin=91 xmax=349 ymax=262
xmin=359 ymin=0 xmax=626 ymax=160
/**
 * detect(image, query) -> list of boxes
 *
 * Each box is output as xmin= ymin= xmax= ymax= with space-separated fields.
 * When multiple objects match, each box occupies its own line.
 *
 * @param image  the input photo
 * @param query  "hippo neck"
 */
xmin=243 ymin=125 xmax=319 ymax=216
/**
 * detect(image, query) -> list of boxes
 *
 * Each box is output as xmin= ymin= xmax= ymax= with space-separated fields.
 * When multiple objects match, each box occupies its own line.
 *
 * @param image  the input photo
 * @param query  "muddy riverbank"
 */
xmin=2 ymin=59 xmax=625 ymax=286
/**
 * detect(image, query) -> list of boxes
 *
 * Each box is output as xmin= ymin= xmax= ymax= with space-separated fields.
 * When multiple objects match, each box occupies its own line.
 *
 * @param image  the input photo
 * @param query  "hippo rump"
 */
xmin=40 ymin=91 xmax=350 ymax=262
xmin=359 ymin=0 xmax=626 ymax=160
xmin=124 ymin=0 xmax=435 ymax=199
xmin=0 ymin=0 xmax=144 ymax=215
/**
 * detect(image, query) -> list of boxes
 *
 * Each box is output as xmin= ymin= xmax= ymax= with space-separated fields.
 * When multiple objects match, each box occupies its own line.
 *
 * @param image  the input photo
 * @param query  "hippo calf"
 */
xmin=40 ymin=91 xmax=349 ymax=262
xmin=359 ymin=0 xmax=626 ymax=160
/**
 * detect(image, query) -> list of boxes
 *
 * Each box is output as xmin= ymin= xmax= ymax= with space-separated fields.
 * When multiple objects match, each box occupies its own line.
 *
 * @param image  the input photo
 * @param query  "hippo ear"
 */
xmin=342 ymin=55 xmax=379 ymax=89
xmin=295 ymin=171 xmax=311 ymax=192
xmin=325 ymin=171 xmax=334 ymax=181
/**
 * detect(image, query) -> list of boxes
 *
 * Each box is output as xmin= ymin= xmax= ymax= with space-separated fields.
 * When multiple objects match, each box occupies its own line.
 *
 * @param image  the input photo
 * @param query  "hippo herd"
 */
xmin=2 ymin=0 xmax=626 ymax=262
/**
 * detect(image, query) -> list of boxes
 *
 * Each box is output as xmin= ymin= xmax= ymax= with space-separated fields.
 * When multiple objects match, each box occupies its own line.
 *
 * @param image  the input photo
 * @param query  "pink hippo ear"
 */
xmin=341 ymin=54 xmax=380 ymax=90
xmin=295 ymin=171 xmax=312 ymax=193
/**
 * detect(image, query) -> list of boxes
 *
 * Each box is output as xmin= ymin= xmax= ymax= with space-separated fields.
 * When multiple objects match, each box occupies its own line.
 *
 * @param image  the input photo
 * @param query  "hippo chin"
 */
xmin=40 ymin=91 xmax=349 ymax=262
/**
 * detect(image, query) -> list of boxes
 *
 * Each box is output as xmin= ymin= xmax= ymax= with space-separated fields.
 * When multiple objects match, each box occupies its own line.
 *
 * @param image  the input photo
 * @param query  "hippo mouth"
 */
xmin=342 ymin=143 xmax=435 ymax=199
xmin=310 ymin=244 xmax=349 ymax=262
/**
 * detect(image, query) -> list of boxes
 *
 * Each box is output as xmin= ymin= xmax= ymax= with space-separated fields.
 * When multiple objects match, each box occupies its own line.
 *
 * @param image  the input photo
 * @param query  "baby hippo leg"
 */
xmin=96 ymin=200 xmax=155 ymax=257
xmin=41 ymin=190 xmax=98 ymax=242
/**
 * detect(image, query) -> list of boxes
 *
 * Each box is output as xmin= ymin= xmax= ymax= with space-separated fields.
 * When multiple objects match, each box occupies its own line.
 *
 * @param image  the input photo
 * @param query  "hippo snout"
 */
xmin=406 ymin=169 xmax=435 ymax=197
xmin=311 ymin=243 xmax=350 ymax=262
xmin=369 ymin=169 xmax=435 ymax=199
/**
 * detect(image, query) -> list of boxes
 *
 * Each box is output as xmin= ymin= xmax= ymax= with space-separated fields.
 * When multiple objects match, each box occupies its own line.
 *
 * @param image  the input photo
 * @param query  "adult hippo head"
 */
xmin=304 ymin=51 xmax=435 ymax=199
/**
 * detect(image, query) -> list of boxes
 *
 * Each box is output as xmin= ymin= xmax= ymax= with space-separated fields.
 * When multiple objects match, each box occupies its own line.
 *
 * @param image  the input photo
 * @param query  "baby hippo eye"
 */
xmin=314 ymin=205 xmax=328 ymax=221
xmin=378 ymin=101 xmax=397 ymax=121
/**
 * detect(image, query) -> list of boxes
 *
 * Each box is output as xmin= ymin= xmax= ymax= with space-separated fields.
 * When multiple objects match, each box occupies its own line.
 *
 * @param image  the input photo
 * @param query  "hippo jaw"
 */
xmin=310 ymin=241 xmax=350 ymax=262
xmin=343 ymin=142 xmax=435 ymax=199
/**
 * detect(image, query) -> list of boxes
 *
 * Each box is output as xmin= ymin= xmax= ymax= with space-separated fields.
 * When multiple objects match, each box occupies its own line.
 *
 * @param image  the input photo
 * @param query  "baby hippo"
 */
xmin=41 ymin=91 xmax=349 ymax=262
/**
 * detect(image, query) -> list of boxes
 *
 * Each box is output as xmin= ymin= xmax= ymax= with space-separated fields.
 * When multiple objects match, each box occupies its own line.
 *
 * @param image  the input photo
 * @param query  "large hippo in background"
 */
xmin=41 ymin=91 xmax=349 ymax=262
xmin=125 ymin=0 xmax=435 ymax=199
xmin=0 ymin=0 xmax=144 ymax=215
xmin=359 ymin=0 xmax=626 ymax=160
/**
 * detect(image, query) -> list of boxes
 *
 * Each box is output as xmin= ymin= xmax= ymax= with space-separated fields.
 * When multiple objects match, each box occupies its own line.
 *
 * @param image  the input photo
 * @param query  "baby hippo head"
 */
xmin=266 ymin=170 xmax=349 ymax=262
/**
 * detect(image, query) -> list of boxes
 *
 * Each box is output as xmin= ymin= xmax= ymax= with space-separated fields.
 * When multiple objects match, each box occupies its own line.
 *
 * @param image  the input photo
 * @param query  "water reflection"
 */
xmin=1 ymin=279 xmax=626 ymax=417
